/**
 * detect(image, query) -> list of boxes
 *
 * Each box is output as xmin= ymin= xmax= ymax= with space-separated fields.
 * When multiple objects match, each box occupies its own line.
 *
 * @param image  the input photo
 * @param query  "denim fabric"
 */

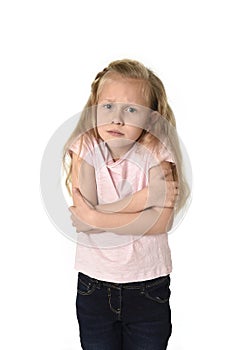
xmin=76 ymin=272 xmax=172 ymax=350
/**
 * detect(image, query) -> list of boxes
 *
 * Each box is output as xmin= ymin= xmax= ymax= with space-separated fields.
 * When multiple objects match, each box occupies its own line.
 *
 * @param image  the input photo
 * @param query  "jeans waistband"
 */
xmin=79 ymin=272 xmax=170 ymax=290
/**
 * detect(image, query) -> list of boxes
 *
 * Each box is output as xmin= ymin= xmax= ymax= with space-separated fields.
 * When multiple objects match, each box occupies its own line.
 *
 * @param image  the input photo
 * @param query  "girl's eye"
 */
xmin=103 ymin=104 xmax=112 ymax=110
xmin=125 ymin=106 xmax=137 ymax=113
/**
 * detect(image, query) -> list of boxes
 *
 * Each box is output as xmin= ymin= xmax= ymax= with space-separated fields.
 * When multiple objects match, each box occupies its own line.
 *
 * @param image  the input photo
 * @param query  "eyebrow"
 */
xmin=99 ymin=99 xmax=116 ymax=103
xmin=99 ymin=99 xmax=139 ymax=105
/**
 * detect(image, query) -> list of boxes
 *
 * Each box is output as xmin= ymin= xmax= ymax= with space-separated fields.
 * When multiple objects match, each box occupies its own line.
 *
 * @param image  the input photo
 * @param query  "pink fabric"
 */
xmin=69 ymin=134 xmax=173 ymax=283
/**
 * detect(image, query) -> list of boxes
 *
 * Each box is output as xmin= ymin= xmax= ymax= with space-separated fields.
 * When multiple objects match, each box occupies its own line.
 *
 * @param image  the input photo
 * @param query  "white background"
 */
xmin=1 ymin=0 xmax=232 ymax=349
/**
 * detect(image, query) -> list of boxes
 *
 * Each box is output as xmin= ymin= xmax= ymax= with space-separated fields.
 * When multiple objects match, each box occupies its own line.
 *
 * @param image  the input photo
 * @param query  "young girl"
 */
xmin=63 ymin=59 xmax=190 ymax=350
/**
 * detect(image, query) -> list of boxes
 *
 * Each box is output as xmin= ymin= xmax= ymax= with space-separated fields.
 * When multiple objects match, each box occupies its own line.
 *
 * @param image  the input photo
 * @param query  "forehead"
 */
xmin=98 ymin=75 xmax=150 ymax=106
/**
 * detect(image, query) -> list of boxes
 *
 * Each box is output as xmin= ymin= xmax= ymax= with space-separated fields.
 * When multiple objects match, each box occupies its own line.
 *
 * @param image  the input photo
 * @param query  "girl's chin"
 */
xmin=104 ymin=138 xmax=135 ymax=148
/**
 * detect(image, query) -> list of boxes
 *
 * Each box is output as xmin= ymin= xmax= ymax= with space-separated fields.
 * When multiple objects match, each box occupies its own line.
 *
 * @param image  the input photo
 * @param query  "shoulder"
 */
xmin=68 ymin=133 xmax=99 ymax=168
xmin=158 ymin=141 xmax=175 ymax=163
xmin=139 ymin=135 xmax=175 ymax=167
xmin=69 ymin=132 xmax=97 ymax=156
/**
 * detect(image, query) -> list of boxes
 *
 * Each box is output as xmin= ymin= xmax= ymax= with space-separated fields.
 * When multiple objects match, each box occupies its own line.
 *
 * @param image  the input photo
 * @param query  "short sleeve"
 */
xmin=159 ymin=144 xmax=175 ymax=163
xmin=68 ymin=134 xmax=94 ymax=166
xmin=148 ymin=142 xmax=175 ymax=170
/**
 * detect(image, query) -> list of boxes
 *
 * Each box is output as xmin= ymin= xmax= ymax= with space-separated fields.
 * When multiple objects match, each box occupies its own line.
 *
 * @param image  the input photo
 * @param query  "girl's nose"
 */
xmin=111 ymin=119 xmax=123 ymax=125
xmin=111 ymin=109 xmax=124 ymax=125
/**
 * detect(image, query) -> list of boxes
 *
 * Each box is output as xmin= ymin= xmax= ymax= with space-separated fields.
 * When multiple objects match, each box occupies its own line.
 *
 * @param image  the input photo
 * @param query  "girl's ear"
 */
xmin=147 ymin=111 xmax=160 ymax=131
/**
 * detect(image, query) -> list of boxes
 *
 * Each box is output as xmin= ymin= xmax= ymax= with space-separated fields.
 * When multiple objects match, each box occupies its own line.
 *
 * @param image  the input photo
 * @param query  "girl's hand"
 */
xmin=161 ymin=161 xmax=179 ymax=208
xmin=69 ymin=188 xmax=96 ymax=232
xmin=148 ymin=162 xmax=179 ymax=209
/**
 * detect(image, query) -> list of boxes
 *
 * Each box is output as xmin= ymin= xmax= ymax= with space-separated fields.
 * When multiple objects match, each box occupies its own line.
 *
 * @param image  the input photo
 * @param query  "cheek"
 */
xmin=125 ymin=113 xmax=148 ymax=129
xmin=96 ymin=113 xmax=104 ymax=127
xmin=97 ymin=113 xmax=113 ymax=128
xmin=126 ymin=126 xmax=144 ymax=140
xmin=96 ymin=125 xmax=104 ymax=137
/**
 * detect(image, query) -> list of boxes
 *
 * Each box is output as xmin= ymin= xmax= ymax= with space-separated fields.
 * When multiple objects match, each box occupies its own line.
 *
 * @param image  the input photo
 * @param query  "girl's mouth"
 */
xmin=107 ymin=130 xmax=124 ymax=137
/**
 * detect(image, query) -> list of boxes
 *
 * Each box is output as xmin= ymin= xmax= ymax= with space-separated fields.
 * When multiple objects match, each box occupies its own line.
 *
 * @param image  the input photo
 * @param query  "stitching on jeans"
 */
xmin=122 ymin=277 xmax=168 ymax=290
xmin=103 ymin=282 xmax=121 ymax=290
xmin=144 ymin=292 xmax=169 ymax=303
xmin=107 ymin=288 xmax=120 ymax=314
xmin=123 ymin=285 xmax=141 ymax=290
xmin=77 ymin=277 xmax=96 ymax=296
xmin=101 ymin=276 xmax=169 ymax=290
xmin=145 ymin=276 xmax=169 ymax=289
xmin=79 ymin=277 xmax=91 ymax=288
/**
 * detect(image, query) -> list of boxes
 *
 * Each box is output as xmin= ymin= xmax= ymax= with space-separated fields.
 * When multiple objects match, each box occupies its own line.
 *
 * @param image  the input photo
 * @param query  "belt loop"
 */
xmin=140 ymin=281 xmax=146 ymax=295
xmin=93 ymin=277 xmax=102 ymax=289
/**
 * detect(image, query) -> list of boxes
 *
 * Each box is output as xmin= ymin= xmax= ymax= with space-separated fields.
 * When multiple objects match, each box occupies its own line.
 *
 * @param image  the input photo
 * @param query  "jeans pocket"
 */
xmin=77 ymin=273 xmax=97 ymax=296
xmin=143 ymin=276 xmax=171 ymax=304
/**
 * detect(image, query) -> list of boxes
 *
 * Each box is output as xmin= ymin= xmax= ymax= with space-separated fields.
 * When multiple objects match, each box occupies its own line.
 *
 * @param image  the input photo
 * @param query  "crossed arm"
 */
xmin=69 ymin=152 xmax=177 ymax=235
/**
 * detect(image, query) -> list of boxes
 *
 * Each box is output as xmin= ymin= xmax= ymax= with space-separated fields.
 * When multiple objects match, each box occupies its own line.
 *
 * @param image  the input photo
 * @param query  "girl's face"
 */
xmin=96 ymin=75 xmax=151 ymax=155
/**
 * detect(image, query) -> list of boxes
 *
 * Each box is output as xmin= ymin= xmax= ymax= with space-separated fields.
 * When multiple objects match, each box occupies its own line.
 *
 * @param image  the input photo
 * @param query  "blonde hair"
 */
xmin=63 ymin=59 xmax=190 ymax=213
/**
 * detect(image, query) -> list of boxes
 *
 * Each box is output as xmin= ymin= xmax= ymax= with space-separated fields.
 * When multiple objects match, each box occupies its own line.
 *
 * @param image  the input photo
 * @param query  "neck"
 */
xmin=105 ymin=141 xmax=135 ymax=160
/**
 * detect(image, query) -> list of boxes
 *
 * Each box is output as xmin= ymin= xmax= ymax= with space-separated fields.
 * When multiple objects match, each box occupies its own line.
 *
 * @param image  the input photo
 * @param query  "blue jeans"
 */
xmin=76 ymin=272 xmax=172 ymax=350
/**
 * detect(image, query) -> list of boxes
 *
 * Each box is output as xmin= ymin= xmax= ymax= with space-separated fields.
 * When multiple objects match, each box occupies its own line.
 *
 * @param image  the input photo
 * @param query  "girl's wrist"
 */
xmin=88 ymin=207 xmax=99 ymax=227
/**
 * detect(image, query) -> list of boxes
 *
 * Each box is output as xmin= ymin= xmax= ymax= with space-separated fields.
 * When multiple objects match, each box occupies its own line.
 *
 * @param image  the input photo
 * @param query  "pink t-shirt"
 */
xmin=69 ymin=134 xmax=173 ymax=283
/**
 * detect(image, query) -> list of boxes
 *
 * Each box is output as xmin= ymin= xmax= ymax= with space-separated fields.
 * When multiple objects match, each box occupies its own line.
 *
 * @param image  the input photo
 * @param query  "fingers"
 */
xmin=165 ymin=169 xmax=174 ymax=181
xmin=164 ymin=180 xmax=179 ymax=208
xmin=160 ymin=162 xmax=177 ymax=181
xmin=148 ymin=180 xmax=179 ymax=208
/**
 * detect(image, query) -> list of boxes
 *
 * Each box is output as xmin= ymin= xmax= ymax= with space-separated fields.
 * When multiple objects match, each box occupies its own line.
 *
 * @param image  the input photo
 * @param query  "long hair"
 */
xmin=62 ymin=59 xmax=190 ymax=213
